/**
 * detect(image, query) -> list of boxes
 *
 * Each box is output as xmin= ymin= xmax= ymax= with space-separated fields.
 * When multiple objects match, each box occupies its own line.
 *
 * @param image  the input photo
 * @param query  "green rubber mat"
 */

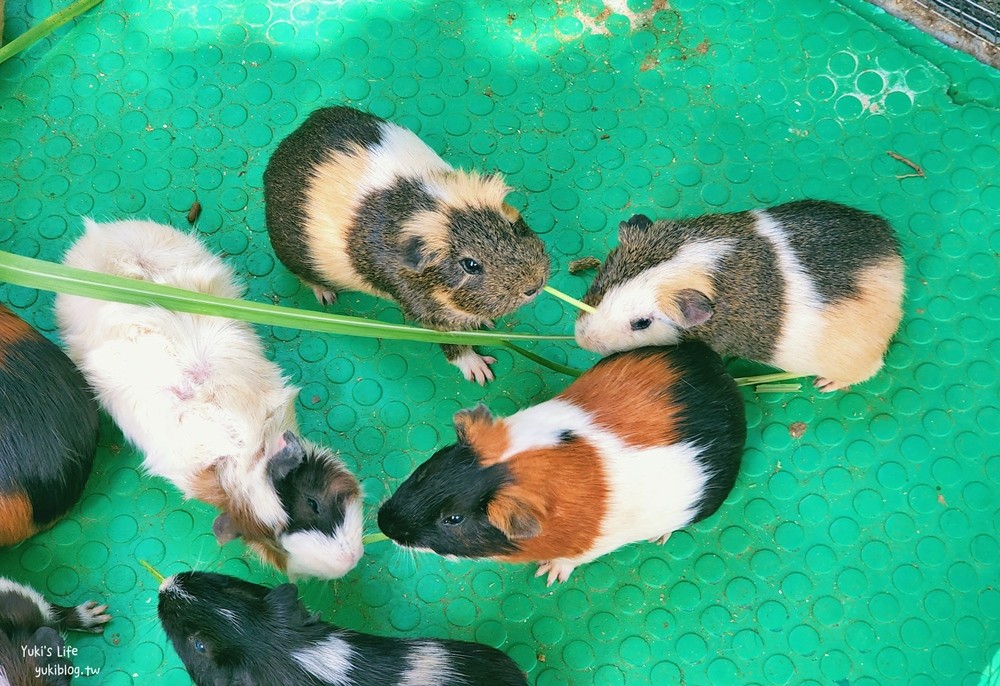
xmin=2 ymin=0 xmax=998 ymax=683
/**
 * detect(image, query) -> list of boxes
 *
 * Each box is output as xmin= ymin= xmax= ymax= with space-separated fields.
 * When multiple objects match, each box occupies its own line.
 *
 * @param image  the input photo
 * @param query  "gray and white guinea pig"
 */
xmin=574 ymin=200 xmax=905 ymax=391
xmin=55 ymin=219 xmax=364 ymax=580
xmin=263 ymin=105 xmax=551 ymax=385
xmin=158 ymin=571 xmax=527 ymax=686
xmin=0 ymin=576 xmax=111 ymax=686
xmin=1 ymin=304 xmax=99 ymax=547
xmin=378 ymin=342 xmax=746 ymax=585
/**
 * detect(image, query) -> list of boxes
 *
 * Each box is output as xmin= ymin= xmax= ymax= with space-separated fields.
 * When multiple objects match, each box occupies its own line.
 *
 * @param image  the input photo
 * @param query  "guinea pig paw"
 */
xmin=454 ymin=351 xmax=497 ymax=385
xmin=648 ymin=533 xmax=672 ymax=545
xmin=535 ymin=560 xmax=576 ymax=586
xmin=75 ymin=601 xmax=112 ymax=632
xmin=813 ymin=377 xmax=848 ymax=393
xmin=310 ymin=285 xmax=338 ymax=307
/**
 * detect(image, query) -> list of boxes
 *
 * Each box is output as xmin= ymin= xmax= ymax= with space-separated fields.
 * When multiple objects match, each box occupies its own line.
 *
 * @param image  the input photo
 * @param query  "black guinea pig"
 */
xmin=0 ymin=304 xmax=100 ymax=547
xmin=158 ymin=571 xmax=527 ymax=686
xmin=0 ymin=576 xmax=112 ymax=686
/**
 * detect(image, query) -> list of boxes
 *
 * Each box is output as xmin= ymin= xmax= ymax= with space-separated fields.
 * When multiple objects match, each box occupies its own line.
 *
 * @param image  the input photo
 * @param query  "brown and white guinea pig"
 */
xmin=574 ymin=200 xmax=905 ymax=391
xmin=378 ymin=342 xmax=747 ymax=585
xmin=158 ymin=571 xmax=527 ymax=686
xmin=1 ymin=305 xmax=99 ymax=547
xmin=54 ymin=219 xmax=364 ymax=580
xmin=0 ymin=576 xmax=111 ymax=686
xmin=263 ymin=105 xmax=551 ymax=385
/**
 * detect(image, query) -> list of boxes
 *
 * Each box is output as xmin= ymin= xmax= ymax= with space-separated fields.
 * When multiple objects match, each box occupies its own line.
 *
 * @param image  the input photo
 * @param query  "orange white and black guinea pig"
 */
xmin=263 ymin=105 xmax=551 ymax=384
xmin=1 ymin=304 xmax=99 ymax=548
xmin=574 ymin=200 xmax=905 ymax=391
xmin=377 ymin=342 xmax=747 ymax=585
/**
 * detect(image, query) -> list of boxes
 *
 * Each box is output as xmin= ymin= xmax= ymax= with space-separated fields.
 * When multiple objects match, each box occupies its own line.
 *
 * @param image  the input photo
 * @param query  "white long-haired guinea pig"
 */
xmin=378 ymin=342 xmax=747 ymax=585
xmin=158 ymin=571 xmax=528 ymax=686
xmin=263 ymin=105 xmax=551 ymax=385
xmin=55 ymin=219 xmax=364 ymax=580
xmin=574 ymin=200 xmax=905 ymax=391
xmin=0 ymin=576 xmax=111 ymax=686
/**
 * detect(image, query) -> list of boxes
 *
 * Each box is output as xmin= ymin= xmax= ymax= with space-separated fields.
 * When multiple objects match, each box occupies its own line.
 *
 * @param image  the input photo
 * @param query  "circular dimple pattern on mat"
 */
xmin=2 ymin=0 xmax=999 ymax=684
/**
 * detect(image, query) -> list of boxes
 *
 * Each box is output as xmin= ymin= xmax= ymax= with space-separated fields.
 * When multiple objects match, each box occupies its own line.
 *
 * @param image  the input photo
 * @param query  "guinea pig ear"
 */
xmin=29 ymin=626 xmax=64 ymax=656
xmin=499 ymin=202 xmax=521 ymax=223
xmin=487 ymin=490 xmax=544 ymax=541
xmin=267 ymin=431 xmax=305 ymax=484
xmin=453 ymin=404 xmax=494 ymax=444
xmin=266 ymin=583 xmax=301 ymax=609
xmin=675 ymin=289 xmax=714 ymax=328
xmin=213 ymin=512 xmax=243 ymax=544
xmin=618 ymin=214 xmax=654 ymax=243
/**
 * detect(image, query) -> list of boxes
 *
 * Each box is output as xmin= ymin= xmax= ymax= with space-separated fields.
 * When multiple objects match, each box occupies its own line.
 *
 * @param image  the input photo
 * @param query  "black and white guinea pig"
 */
xmin=263 ymin=105 xmax=551 ymax=384
xmin=55 ymin=219 xmax=364 ymax=580
xmin=574 ymin=200 xmax=905 ymax=391
xmin=1 ymin=304 xmax=99 ymax=547
xmin=0 ymin=576 xmax=111 ymax=686
xmin=378 ymin=342 xmax=746 ymax=585
xmin=158 ymin=571 xmax=527 ymax=686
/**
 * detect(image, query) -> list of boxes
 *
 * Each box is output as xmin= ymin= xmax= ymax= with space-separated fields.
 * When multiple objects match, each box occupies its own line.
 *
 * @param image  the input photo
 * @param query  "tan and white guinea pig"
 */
xmin=378 ymin=342 xmax=746 ymax=585
xmin=55 ymin=219 xmax=364 ymax=580
xmin=263 ymin=105 xmax=551 ymax=385
xmin=574 ymin=200 xmax=905 ymax=391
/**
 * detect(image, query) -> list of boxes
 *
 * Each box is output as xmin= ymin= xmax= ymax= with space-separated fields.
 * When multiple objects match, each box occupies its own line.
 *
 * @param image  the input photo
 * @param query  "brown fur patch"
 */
xmin=817 ymin=256 xmax=905 ymax=385
xmin=0 ymin=491 xmax=37 ymax=546
xmin=560 ymin=353 xmax=682 ymax=448
xmin=190 ymin=464 xmax=276 ymax=552
xmin=0 ymin=305 xmax=38 ymax=368
xmin=428 ymin=170 xmax=511 ymax=212
xmin=303 ymin=146 xmax=374 ymax=293
xmin=655 ymin=267 xmax=717 ymax=325
xmin=398 ymin=209 xmax=453 ymax=267
xmin=492 ymin=440 xmax=606 ymax=562
xmin=500 ymin=203 xmax=521 ymax=222
xmin=455 ymin=407 xmax=510 ymax=465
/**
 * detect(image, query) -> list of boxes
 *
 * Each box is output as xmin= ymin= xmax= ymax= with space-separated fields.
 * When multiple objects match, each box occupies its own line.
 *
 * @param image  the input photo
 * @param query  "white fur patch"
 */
xmin=575 ymin=239 xmax=734 ymax=355
xmin=501 ymin=398 xmax=592 ymax=460
xmin=0 ymin=577 xmax=53 ymax=623
xmin=750 ymin=211 xmax=825 ymax=372
xmin=401 ymin=643 xmax=456 ymax=686
xmin=292 ymin=634 xmax=354 ymax=686
xmin=355 ymin=122 xmax=452 ymax=198
xmin=282 ymin=496 xmax=365 ymax=580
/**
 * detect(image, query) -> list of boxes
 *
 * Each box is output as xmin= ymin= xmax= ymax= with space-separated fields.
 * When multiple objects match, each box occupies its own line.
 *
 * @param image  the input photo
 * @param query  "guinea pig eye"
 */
xmin=630 ymin=317 xmax=653 ymax=331
xmin=191 ymin=637 xmax=207 ymax=654
xmin=441 ymin=514 xmax=465 ymax=526
xmin=459 ymin=258 xmax=483 ymax=275
xmin=305 ymin=496 xmax=320 ymax=514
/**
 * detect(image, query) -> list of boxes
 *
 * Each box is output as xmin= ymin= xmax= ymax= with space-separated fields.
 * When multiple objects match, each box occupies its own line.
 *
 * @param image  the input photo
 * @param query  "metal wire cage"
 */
xmin=870 ymin=0 xmax=1000 ymax=67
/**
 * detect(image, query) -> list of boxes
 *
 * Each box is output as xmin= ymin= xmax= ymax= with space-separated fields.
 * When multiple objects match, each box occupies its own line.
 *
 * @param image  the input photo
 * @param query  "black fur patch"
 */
xmin=768 ymin=200 xmax=901 ymax=302
xmin=378 ymin=443 xmax=519 ymax=558
xmin=0 ymin=587 xmax=48 ymax=636
xmin=662 ymin=342 xmax=746 ymax=523
xmin=0 ymin=333 xmax=99 ymax=529
xmin=264 ymin=106 xmax=387 ymax=287
xmin=273 ymin=446 xmax=359 ymax=537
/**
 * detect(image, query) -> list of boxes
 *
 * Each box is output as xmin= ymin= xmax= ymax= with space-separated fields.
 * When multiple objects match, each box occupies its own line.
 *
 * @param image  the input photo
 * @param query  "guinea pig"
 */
xmin=158 ymin=571 xmax=528 ymax=686
xmin=263 ymin=105 xmax=551 ymax=384
xmin=574 ymin=200 xmax=905 ymax=391
xmin=378 ymin=342 xmax=747 ymax=585
xmin=1 ymin=304 xmax=99 ymax=547
xmin=0 ymin=576 xmax=111 ymax=686
xmin=54 ymin=219 xmax=364 ymax=580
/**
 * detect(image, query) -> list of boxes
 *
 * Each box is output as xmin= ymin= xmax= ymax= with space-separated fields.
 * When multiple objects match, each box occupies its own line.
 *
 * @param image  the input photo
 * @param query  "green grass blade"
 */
xmin=0 ymin=0 xmax=106 ymax=66
xmin=753 ymin=384 xmax=803 ymax=393
xmin=733 ymin=371 xmax=808 ymax=387
xmin=502 ymin=341 xmax=584 ymax=377
xmin=0 ymin=250 xmax=574 ymax=346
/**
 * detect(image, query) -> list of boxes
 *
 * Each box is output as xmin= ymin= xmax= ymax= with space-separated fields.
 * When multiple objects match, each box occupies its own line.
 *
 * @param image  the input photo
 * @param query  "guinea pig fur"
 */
xmin=0 ymin=305 xmax=99 ymax=547
xmin=54 ymin=219 xmax=364 ymax=580
xmin=0 ymin=576 xmax=111 ymax=686
xmin=158 ymin=571 xmax=527 ymax=686
xmin=263 ymin=105 xmax=551 ymax=385
xmin=574 ymin=200 xmax=905 ymax=392
xmin=378 ymin=342 xmax=747 ymax=585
